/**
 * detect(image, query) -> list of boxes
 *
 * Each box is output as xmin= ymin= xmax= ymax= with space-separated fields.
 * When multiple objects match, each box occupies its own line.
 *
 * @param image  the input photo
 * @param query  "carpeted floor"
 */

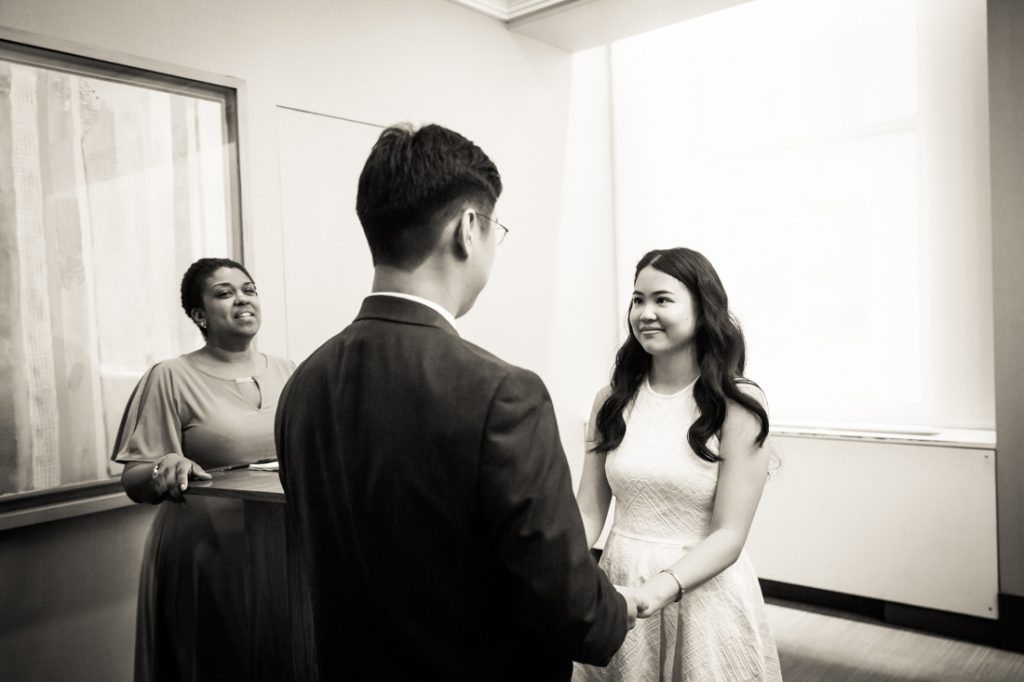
xmin=767 ymin=600 xmax=1024 ymax=681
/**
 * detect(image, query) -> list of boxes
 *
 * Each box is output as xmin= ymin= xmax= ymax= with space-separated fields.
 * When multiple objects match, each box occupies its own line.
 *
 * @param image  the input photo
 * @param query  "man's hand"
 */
xmin=614 ymin=585 xmax=648 ymax=630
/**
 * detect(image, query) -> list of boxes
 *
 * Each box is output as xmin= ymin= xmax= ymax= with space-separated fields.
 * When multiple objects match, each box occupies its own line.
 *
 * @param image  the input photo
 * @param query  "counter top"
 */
xmin=188 ymin=468 xmax=285 ymax=503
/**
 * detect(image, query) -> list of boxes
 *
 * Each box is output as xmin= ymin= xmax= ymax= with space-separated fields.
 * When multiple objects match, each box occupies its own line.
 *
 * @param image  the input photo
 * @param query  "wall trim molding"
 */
xmin=447 ymin=0 xmax=509 ymax=20
xmin=771 ymin=426 xmax=996 ymax=450
xmin=446 ymin=0 xmax=571 ymax=21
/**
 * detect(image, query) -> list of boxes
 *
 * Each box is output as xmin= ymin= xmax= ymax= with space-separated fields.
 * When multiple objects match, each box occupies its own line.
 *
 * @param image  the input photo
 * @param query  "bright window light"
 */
xmin=609 ymin=0 xmax=992 ymax=431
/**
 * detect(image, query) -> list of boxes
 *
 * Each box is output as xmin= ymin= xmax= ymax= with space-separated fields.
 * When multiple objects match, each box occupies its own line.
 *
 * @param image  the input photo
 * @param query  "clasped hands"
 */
xmin=615 ymin=570 xmax=684 ymax=629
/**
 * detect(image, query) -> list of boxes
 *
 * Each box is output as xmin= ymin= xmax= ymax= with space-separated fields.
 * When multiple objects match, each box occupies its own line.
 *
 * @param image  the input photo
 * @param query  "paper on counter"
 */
xmin=249 ymin=460 xmax=280 ymax=472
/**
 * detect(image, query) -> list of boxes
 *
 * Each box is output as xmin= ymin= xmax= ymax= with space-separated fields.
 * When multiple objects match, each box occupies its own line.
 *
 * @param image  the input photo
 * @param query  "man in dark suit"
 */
xmin=276 ymin=123 xmax=636 ymax=681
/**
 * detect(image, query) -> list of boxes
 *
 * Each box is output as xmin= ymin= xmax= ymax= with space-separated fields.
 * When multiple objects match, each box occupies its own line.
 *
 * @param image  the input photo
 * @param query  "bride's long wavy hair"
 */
xmin=592 ymin=248 xmax=769 ymax=462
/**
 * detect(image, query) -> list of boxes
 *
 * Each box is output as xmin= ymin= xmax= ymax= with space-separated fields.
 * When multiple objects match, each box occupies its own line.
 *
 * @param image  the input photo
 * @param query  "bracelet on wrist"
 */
xmin=151 ymin=454 xmax=172 ymax=483
xmin=659 ymin=568 xmax=685 ymax=602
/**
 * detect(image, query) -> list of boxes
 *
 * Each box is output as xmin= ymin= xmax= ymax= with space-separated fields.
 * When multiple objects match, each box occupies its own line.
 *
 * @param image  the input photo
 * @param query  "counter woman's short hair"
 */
xmin=180 ymin=257 xmax=254 ymax=337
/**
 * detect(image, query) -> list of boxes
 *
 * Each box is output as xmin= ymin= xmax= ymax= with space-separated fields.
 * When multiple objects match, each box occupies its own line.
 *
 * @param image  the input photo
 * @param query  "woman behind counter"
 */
xmin=113 ymin=257 xmax=294 ymax=682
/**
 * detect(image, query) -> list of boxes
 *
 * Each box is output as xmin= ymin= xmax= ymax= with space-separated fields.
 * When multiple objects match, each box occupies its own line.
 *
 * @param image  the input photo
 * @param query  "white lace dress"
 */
xmin=575 ymin=378 xmax=782 ymax=682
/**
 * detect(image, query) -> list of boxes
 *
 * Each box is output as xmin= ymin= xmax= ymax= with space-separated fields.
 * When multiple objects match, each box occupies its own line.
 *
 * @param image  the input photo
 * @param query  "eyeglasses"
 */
xmin=478 ymin=213 xmax=510 ymax=245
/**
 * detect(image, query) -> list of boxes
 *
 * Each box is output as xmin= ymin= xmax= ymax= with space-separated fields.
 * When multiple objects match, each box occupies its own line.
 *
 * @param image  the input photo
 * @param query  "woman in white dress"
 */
xmin=575 ymin=247 xmax=782 ymax=682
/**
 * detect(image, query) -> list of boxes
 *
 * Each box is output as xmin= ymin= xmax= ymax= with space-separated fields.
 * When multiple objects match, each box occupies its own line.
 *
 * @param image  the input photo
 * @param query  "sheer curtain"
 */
xmin=0 ymin=58 xmax=232 ymax=494
xmin=608 ymin=0 xmax=992 ymax=431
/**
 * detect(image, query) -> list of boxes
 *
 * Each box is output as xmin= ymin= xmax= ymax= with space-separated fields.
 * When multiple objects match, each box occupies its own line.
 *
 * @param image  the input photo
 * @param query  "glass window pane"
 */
xmin=0 ymin=46 xmax=238 ymax=496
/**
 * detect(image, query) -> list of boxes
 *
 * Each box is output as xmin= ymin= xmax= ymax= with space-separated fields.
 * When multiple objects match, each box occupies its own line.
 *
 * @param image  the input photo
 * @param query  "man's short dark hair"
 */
xmin=356 ymin=123 xmax=502 ymax=269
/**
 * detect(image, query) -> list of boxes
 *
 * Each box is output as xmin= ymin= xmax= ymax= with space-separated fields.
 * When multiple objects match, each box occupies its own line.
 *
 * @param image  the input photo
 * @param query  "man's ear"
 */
xmin=452 ymin=208 xmax=475 ymax=260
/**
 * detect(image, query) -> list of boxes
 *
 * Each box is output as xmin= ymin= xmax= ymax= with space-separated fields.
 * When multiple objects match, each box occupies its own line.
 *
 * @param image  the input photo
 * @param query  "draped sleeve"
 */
xmin=111 ymin=362 xmax=186 ymax=464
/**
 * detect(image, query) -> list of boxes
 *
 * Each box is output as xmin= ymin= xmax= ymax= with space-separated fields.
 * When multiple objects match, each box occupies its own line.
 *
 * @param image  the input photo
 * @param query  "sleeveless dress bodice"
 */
xmin=605 ymin=377 xmax=720 ymax=545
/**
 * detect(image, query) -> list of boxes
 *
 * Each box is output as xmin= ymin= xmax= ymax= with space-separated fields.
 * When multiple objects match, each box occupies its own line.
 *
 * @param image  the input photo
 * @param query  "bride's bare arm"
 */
xmin=576 ymin=387 xmax=614 ymax=549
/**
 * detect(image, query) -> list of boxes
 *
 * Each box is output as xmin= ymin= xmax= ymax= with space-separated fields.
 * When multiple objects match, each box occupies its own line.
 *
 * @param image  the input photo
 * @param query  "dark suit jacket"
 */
xmin=276 ymin=296 xmax=626 ymax=681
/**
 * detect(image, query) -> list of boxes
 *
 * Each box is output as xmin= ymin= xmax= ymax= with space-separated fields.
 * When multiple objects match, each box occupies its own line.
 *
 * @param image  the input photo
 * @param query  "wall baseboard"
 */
xmin=760 ymin=580 xmax=1024 ymax=653
xmin=998 ymin=592 xmax=1024 ymax=653
xmin=760 ymin=579 xmax=884 ymax=620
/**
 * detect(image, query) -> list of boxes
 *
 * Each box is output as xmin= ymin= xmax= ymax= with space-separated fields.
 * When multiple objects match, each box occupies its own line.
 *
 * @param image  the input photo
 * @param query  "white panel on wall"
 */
xmin=745 ymin=435 xmax=998 ymax=619
xmin=276 ymin=108 xmax=382 ymax=362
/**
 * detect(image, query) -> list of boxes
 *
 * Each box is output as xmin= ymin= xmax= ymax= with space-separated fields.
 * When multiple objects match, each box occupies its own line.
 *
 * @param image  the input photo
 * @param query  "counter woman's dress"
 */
xmin=575 ymin=377 xmax=782 ymax=682
xmin=113 ymin=354 xmax=294 ymax=682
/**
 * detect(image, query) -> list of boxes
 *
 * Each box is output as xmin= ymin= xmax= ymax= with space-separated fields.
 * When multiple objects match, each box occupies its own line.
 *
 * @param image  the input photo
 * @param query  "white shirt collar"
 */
xmin=367 ymin=292 xmax=458 ymax=330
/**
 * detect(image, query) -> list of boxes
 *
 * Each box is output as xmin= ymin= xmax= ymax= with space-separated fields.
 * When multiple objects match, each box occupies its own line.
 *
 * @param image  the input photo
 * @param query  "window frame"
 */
xmin=0 ymin=29 xmax=248 ymax=521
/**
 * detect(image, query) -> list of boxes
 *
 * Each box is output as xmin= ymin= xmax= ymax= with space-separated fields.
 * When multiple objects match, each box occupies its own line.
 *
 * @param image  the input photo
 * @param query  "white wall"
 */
xmin=0 ymin=0 xmax=620 ymax=471
xmin=0 ymin=0 xmax=552 ymax=353
xmin=0 ymin=3 xmax=620 ymax=678
xmin=553 ymin=0 xmax=1006 ymax=621
xmin=275 ymin=109 xmax=380 ymax=362
xmin=605 ymin=0 xmax=993 ymax=433
xmin=988 ymin=0 xmax=1024 ymax=599
xmin=270 ymin=48 xmax=622 ymax=482
xmin=545 ymin=46 xmax=621 ymax=483
xmin=5 ymin=0 xmax=1013 ymax=652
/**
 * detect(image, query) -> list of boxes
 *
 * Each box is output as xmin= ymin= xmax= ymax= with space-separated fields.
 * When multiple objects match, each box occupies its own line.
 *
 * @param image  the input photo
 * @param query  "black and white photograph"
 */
xmin=1 ymin=0 xmax=1023 ymax=680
